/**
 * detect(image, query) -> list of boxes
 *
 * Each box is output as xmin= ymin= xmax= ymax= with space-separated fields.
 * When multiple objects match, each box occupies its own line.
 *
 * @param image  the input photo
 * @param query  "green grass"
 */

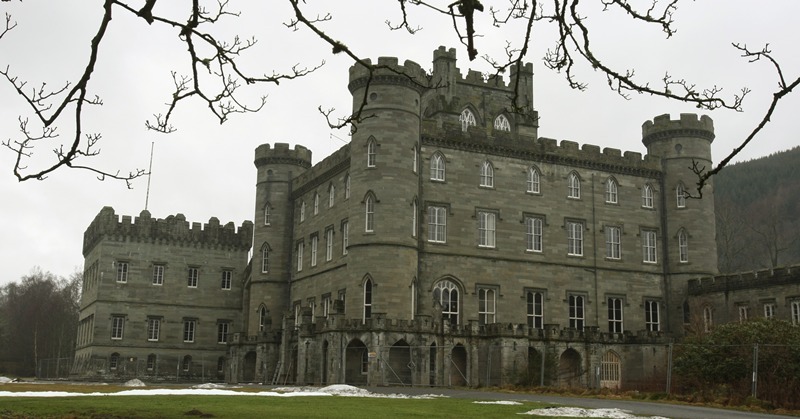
xmin=0 ymin=394 xmax=557 ymax=418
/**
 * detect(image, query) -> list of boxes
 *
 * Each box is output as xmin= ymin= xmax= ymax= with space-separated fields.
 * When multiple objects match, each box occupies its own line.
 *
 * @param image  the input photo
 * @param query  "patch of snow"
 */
xmin=520 ymin=407 xmax=668 ymax=419
xmin=473 ymin=400 xmax=522 ymax=405
xmin=0 ymin=377 xmax=12 ymax=384
xmin=123 ymin=379 xmax=146 ymax=387
xmin=192 ymin=383 xmax=235 ymax=389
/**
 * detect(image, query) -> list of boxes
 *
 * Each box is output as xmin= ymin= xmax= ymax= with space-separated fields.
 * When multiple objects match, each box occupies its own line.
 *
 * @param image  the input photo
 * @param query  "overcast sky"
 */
xmin=1 ymin=1 xmax=798 ymax=286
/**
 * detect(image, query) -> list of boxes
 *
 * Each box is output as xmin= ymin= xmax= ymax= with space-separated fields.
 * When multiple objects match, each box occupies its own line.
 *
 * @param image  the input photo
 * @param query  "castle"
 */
xmin=73 ymin=47 xmax=724 ymax=388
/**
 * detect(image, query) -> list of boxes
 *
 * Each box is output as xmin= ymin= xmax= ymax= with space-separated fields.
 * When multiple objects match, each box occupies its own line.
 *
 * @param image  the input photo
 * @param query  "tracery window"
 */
xmin=479 ymin=161 xmax=494 ymax=187
xmin=430 ymin=153 xmax=445 ymax=181
xmin=494 ymin=114 xmax=511 ymax=131
xmin=642 ymin=184 xmax=654 ymax=208
xmin=527 ymin=167 xmax=540 ymax=193
xmin=460 ymin=109 xmax=476 ymax=131
xmin=605 ymin=178 xmax=618 ymax=203
xmin=568 ymin=172 xmax=581 ymax=199
xmin=433 ymin=280 xmax=459 ymax=326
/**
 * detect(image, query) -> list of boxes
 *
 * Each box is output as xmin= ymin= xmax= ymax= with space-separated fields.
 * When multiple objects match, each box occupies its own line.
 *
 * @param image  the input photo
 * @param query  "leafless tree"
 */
xmin=1 ymin=0 xmax=798 ymax=192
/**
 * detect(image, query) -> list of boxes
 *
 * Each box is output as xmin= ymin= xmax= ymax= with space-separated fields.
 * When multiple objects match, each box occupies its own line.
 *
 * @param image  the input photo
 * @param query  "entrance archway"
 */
xmin=322 ymin=340 xmax=329 ymax=384
xmin=345 ymin=339 xmax=368 ymax=384
xmin=557 ymin=348 xmax=582 ymax=387
xmin=600 ymin=350 xmax=621 ymax=389
xmin=450 ymin=344 xmax=468 ymax=386
xmin=243 ymin=351 xmax=257 ymax=382
xmin=388 ymin=339 xmax=412 ymax=385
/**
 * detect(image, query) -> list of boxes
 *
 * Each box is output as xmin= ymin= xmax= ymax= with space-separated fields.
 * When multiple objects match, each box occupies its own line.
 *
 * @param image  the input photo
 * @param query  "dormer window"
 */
xmin=460 ymin=109 xmax=476 ymax=132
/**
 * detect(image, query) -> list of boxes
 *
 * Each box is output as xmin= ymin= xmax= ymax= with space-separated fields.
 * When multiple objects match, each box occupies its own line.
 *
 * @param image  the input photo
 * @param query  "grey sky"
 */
xmin=1 ymin=1 xmax=798 ymax=286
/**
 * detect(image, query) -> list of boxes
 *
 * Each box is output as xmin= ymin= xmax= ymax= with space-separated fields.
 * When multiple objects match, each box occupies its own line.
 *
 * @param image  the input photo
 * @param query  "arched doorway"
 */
xmin=388 ymin=339 xmax=412 ymax=385
xmin=243 ymin=351 xmax=257 ymax=382
xmin=526 ymin=347 xmax=543 ymax=386
xmin=600 ymin=350 xmax=621 ymax=389
xmin=321 ymin=340 xmax=329 ymax=384
xmin=450 ymin=344 xmax=468 ymax=386
xmin=558 ymin=348 xmax=582 ymax=388
xmin=345 ymin=339 xmax=368 ymax=384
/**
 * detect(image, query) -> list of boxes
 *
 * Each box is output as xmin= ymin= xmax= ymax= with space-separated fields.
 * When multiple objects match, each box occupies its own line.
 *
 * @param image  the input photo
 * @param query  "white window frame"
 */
xmin=527 ymin=291 xmax=544 ymax=329
xmin=606 ymin=226 xmax=621 ymax=260
xmin=645 ymin=300 xmax=660 ymax=331
xmin=478 ymin=211 xmax=496 ymax=248
xmin=569 ymin=295 xmax=585 ymax=329
xmin=311 ymin=235 xmax=318 ymax=267
xmin=478 ymin=288 xmax=496 ymax=325
xmin=642 ymin=184 xmax=654 ymax=208
xmin=568 ymin=173 xmax=581 ymax=199
xmin=314 ymin=193 xmax=319 ymax=215
xmin=183 ymin=320 xmax=196 ymax=343
xmin=430 ymin=153 xmax=445 ymax=181
xmin=605 ymin=178 xmax=618 ymax=203
xmin=367 ymin=139 xmax=377 ymax=167
xmin=111 ymin=316 xmax=124 ymax=340
xmin=261 ymin=244 xmax=270 ymax=273
xmin=739 ymin=305 xmax=749 ymax=322
xmin=345 ymin=175 xmax=351 ymax=199
xmin=791 ymin=301 xmax=800 ymax=325
xmin=325 ymin=229 xmax=333 ymax=261
xmin=152 ymin=264 xmax=164 ymax=285
xmin=608 ymin=297 xmax=623 ymax=333
xmin=259 ymin=306 xmax=268 ymax=331
xmin=116 ymin=262 xmax=128 ymax=283
xmin=460 ymin=109 xmax=476 ymax=132
xmin=642 ymin=230 xmax=657 ymax=263
xmin=300 ymin=201 xmax=306 ymax=222
xmin=479 ymin=161 xmax=494 ymax=188
xmin=217 ymin=322 xmax=229 ymax=344
xmin=494 ymin=114 xmax=511 ymax=131
xmin=412 ymin=146 xmax=418 ymax=173
xmin=363 ymin=278 xmax=373 ymax=323
xmin=187 ymin=267 xmax=198 ymax=288
xmin=526 ymin=216 xmax=543 ymax=252
xmin=527 ymin=167 xmax=540 ymax=194
xmin=342 ymin=221 xmax=349 ymax=255
xmin=428 ymin=206 xmax=446 ymax=243
xmin=147 ymin=318 xmax=160 ymax=342
xmin=764 ymin=303 xmax=776 ymax=319
xmin=411 ymin=200 xmax=417 ymax=237
xmin=365 ymin=195 xmax=375 ymax=232
xmin=329 ymin=185 xmax=335 ymax=208
xmin=220 ymin=270 xmax=232 ymax=290
xmin=567 ymin=221 xmax=584 ymax=256
xmin=296 ymin=242 xmax=304 ymax=272
xmin=678 ymin=230 xmax=689 ymax=263
xmin=433 ymin=280 xmax=459 ymax=325
xmin=676 ymin=183 xmax=687 ymax=208
xmin=264 ymin=204 xmax=271 ymax=226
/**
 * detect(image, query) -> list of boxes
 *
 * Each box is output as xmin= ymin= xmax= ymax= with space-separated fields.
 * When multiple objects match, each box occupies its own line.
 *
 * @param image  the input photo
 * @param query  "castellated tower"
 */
xmin=345 ymin=57 xmax=427 ymax=320
xmin=250 ymin=144 xmax=312 ymax=333
xmin=642 ymin=114 xmax=718 ymax=333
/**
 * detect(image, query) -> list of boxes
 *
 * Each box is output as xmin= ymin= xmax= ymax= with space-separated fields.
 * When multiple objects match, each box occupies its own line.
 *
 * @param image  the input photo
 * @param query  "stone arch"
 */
xmin=557 ymin=348 xmax=582 ymax=388
xmin=450 ymin=343 xmax=468 ymax=386
xmin=345 ymin=338 xmax=368 ymax=385
xmin=321 ymin=340 xmax=330 ymax=384
xmin=526 ymin=347 xmax=546 ymax=386
xmin=600 ymin=350 xmax=622 ymax=389
xmin=387 ymin=339 xmax=413 ymax=385
xmin=242 ymin=351 xmax=257 ymax=382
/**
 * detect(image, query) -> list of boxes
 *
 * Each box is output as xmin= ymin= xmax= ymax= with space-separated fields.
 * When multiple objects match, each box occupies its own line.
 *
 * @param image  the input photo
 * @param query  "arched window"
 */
xmin=676 ymin=183 xmax=687 ymax=208
xmin=460 ymin=108 xmax=477 ymax=132
xmin=411 ymin=199 xmax=418 ymax=238
xmin=217 ymin=357 xmax=225 ymax=374
xmin=314 ymin=193 xmax=319 ymax=215
xmin=182 ymin=355 xmax=192 ymax=372
xmin=329 ymin=184 xmax=335 ymax=207
xmin=263 ymin=203 xmax=271 ymax=225
xmin=605 ymin=178 xmax=618 ymax=203
xmin=642 ymin=184 xmax=654 ymax=208
xmin=109 ymin=352 xmax=120 ymax=370
xmin=678 ymin=229 xmax=689 ymax=263
xmin=433 ymin=280 xmax=459 ymax=326
xmin=412 ymin=145 xmax=418 ymax=173
xmin=259 ymin=305 xmax=268 ymax=332
xmin=146 ymin=354 xmax=156 ymax=371
xmin=527 ymin=167 xmax=540 ymax=193
xmin=300 ymin=201 xmax=306 ymax=222
xmin=367 ymin=138 xmax=377 ymax=167
xmin=365 ymin=194 xmax=375 ymax=232
xmin=260 ymin=243 xmax=270 ymax=273
xmin=568 ymin=172 xmax=581 ymax=199
xmin=430 ymin=153 xmax=445 ymax=181
xmin=345 ymin=174 xmax=351 ymax=199
xmin=363 ymin=277 xmax=373 ymax=323
xmin=703 ymin=306 xmax=713 ymax=332
xmin=479 ymin=160 xmax=494 ymax=187
xmin=494 ymin=114 xmax=511 ymax=132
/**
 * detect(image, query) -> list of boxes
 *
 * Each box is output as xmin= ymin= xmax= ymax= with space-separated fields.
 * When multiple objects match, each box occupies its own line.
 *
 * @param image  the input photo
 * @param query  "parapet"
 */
xmin=293 ymin=143 xmax=351 ymax=197
xmin=348 ymin=56 xmax=428 ymax=93
xmin=688 ymin=265 xmax=800 ymax=295
xmin=82 ymin=207 xmax=254 ymax=256
xmin=254 ymin=143 xmax=312 ymax=169
xmin=642 ymin=113 xmax=715 ymax=146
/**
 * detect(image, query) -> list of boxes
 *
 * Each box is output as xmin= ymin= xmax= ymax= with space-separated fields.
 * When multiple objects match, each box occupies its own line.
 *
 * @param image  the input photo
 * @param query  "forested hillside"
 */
xmin=714 ymin=146 xmax=800 ymax=273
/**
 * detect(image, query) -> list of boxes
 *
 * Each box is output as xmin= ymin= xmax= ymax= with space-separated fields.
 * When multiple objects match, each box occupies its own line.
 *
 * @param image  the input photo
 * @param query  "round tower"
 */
xmin=249 ymin=143 xmax=312 ymax=334
xmin=345 ymin=57 xmax=426 ymax=321
xmin=642 ymin=113 xmax=717 ymax=333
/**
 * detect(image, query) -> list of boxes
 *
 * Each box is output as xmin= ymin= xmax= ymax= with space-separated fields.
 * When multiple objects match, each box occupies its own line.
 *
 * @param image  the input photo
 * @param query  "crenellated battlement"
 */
xmin=254 ymin=143 xmax=312 ymax=169
xmin=642 ymin=113 xmax=715 ymax=146
xmin=431 ymin=45 xmax=533 ymax=90
xmin=348 ymin=57 xmax=428 ymax=93
xmin=688 ymin=265 xmax=800 ymax=295
xmin=292 ymin=143 xmax=351 ymax=197
xmin=82 ymin=207 xmax=253 ymax=256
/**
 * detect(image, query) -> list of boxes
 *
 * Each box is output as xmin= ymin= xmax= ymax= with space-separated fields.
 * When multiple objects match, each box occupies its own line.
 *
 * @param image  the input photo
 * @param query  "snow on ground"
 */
xmin=473 ymin=400 xmax=523 ymax=405
xmin=123 ymin=379 xmax=146 ymax=387
xmin=521 ymin=407 xmax=669 ymax=419
xmin=0 ymin=377 xmax=12 ymax=384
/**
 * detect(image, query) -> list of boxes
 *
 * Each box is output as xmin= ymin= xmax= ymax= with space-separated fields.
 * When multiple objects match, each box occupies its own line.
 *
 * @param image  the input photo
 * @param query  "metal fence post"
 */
xmin=751 ymin=343 xmax=759 ymax=399
xmin=666 ymin=343 xmax=673 ymax=395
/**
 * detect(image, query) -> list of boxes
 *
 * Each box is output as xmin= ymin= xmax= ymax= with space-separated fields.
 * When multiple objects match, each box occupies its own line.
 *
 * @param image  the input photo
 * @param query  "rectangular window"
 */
xmin=297 ymin=242 xmax=304 ymax=272
xmin=525 ymin=217 xmax=543 ymax=252
xmin=791 ymin=301 xmax=800 ymax=325
xmin=642 ymin=230 xmax=657 ymax=263
xmin=329 ymin=186 xmax=335 ymax=207
xmin=217 ymin=322 xmax=229 ymax=344
xmin=739 ymin=305 xmax=749 ymax=322
xmin=187 ymin=267 xmax=199 ymax=288
xmin=183 ymin=320 xmax=196 ymax=343
xmin=527 ymin=291 xmax=544 ymax=329
xmin=606 ymin=226 xmax=621 ymax=260
xmin=645 ymin=300 xmax=660 ymax=331
xmin=147 ymin=318 xmax=160 ymax=342
xmin=478 ymin=288 xmax=496 ymax=325
xmin=478 ymin=211 xmax=496 ymax=248
xmin=428 ymin=206 xmax=447 ymax=243
xmin=116 ymin=262 xmax=128 ymax=283
xmin=567 ymin=221 xmax=583 ymax=256
xmin=152 ymin=265 xmax=164 ymax=285
xmin=220 ymin=270 xmax=232 ymax=290
xmin=568 ymin=295 xmax=584 ymax=330
xmin=608 ymin=297 xmax=623 ymax=333
xmin=412 ymin=201 xmax=417 ymax=238
xmin=322 ymin=295 xmax=332 ymax=318
xmin=314 ymin=194 xmax=319 ymax=215
xmin=325 ymin=229 xmax=334 ymax=261
xmin=342 ymin=221 xmax=349 ymax=255
xmin=111 ymin=316 xmax=124 ymax=340
xmin=300 ymin=202 xmax=306 ymax=222
xmin=764 ymin=303 xmax=775 ymax=319
xmin=311 ymin=235 xmax=318 ymax=267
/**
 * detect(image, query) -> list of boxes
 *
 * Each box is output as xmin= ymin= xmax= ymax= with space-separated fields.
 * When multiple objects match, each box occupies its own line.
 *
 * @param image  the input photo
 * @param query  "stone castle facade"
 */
xmin=73 ymin=47 xmax=724 ymax=388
